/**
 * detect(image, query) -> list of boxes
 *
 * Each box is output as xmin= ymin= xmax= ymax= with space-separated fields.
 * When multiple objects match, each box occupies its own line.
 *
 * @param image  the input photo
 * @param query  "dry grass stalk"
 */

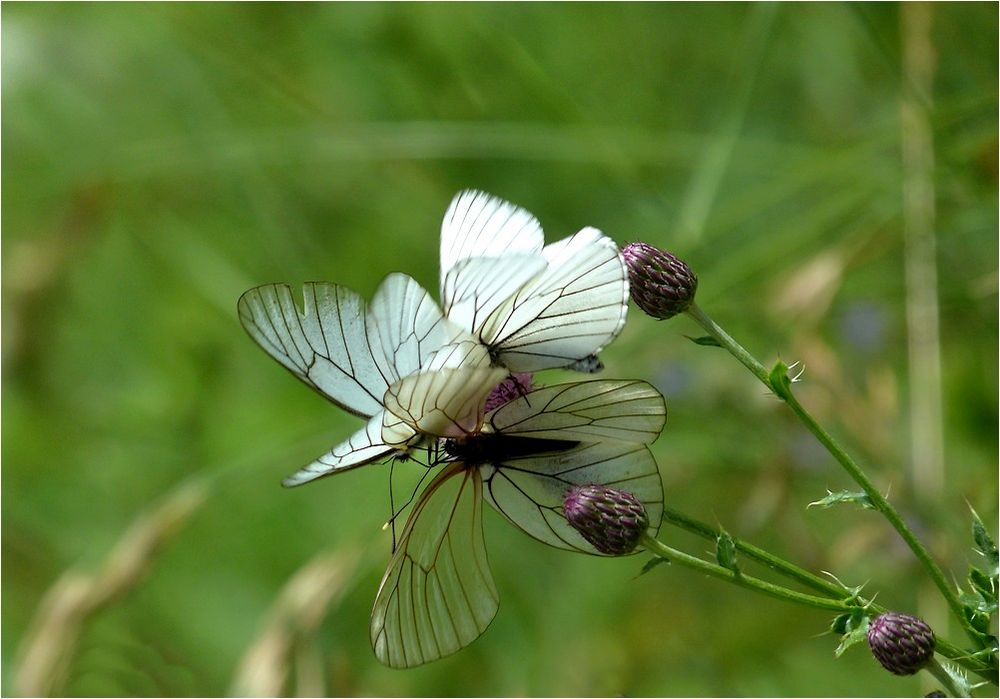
xmin=230 ymin=548 xmax=361 ymax=698
xmin=13 ymin=480 xmax=208 ymax=697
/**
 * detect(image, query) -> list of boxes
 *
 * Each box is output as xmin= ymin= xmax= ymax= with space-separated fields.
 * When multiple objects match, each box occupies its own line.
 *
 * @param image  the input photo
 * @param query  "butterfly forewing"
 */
xmin=238 ymin=282 xmax=390 ymax=417
xmin=367 ymin=273 xmax=462 ymax=382
xmin=371 ymin=462 xmax=498 ymax=668
xmin=440 ymin=189 xmax=545 ymax=289
xmin=479 ymin=228 xmax=629 ymax=372
xmin=481 ymin=441 xmax=664 ymax=555
xmin=487 ymin=380 xmax=666 ymax=444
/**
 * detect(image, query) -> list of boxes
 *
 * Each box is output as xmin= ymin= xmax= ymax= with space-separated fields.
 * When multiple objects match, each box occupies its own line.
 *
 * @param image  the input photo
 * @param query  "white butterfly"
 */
xmin=370 ymin=375 xmax=665 ymax=668
xmin=238 ymin=273 xmax=498 ymax=487
xmin=439 ymin=190 xmax=629 ymax=373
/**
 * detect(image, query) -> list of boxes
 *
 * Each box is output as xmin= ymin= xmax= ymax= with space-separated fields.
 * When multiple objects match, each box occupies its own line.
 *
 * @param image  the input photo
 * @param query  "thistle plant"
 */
xmin=617 ymin=242 xmax=999 ymax=696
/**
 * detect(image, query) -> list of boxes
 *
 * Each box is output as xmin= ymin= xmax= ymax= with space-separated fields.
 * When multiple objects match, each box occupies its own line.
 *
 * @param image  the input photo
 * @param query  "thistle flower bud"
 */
xmin=484 ymin=373 xmax=533 ymax=412
xmin=621 ymin=242 xmax=698 ymax=320
xmin=867 ymin=612 xmax=936 ymax=676
xmin=563 ymin=484 xmax=648 ymax=555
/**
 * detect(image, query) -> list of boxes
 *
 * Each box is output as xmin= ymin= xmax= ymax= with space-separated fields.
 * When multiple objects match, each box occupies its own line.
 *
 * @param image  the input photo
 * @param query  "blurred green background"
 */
xmin=3 ymin=2 xmax=997 ymax=696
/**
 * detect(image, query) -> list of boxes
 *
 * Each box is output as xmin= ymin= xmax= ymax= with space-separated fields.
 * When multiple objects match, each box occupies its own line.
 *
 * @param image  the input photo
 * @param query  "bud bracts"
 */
xmin=563 ymin=484 xmax=648 ymax=555
xmin=867 ymin=612 xmax=936 ymax=676
xmin=621 ymin=242 xmax=698 ymax=320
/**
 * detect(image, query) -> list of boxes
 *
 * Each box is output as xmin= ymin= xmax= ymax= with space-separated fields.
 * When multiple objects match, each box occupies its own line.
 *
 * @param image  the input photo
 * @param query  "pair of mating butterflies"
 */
xmin=238 ymin=190 xmax=666 ymax=668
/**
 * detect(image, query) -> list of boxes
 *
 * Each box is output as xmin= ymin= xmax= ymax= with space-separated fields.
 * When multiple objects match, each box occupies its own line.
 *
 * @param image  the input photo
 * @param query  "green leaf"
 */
xmin=830 ymin=613 xmax=852 ymax=635
xmin=834 ymin=611 xmax=870 ymax=658
xmin=684 ymin=334 xmax=723 ymax=348
xmin=639 ymin=556 xmax=670 ymax=577
xmin=969 ymin=566 xmax=998 ymax=607
xmin=716 ymin=531 xmax=740 ymax=574
xmin=808 ymin=490 xmax=876 ymax=511
xmin=769 ymin=360 xmax=792 ymax=399
xmin=971 ymin=507 xmax=999 ymax=576
xmin=940 ymin=661 xmax=974 ymax=698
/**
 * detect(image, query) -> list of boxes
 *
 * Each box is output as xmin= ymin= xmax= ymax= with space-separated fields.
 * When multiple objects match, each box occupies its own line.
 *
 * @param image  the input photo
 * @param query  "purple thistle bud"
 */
xmin=621 ymin=242 xmax=698 ymax=320
xmin=484 ymin=373 xmax=533 ymax=412
xmin=563 ymin=484 xmax=648 ymax=555
xmin=867 ymin=612 xmax=936 ymax=676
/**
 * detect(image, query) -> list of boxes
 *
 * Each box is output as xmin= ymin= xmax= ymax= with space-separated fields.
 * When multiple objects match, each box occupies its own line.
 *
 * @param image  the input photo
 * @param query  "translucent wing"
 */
xmin=238 ymin=282 xmax=389 ymax=417
xmin=367 ymin=273 xmax=464 ymax=382
xmin=281 ymin=413 xmax=393 ymax=488
xmin=487 ymin=380 xmax=665 ymax=444
xmin=382 ymin=367 xmax=507 ymax=447
xmin=481 ymin=442 xmax=663 ymax=555
xmin=439 ymin=189 xmax=544 ymax=287
xmin=478 ymin=228 xmax=629 ymax=372
xmin=371 ymin=462 xmax=498 ymax=668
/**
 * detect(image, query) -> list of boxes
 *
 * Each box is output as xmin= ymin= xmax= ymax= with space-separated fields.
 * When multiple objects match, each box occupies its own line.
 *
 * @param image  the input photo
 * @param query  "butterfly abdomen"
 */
xmin=444 ymin=434 xmax=580 ymax=464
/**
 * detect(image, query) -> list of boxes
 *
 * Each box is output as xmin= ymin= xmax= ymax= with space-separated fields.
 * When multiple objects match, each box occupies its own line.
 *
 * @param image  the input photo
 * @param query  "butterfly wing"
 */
xmin=281 ymin=413 xmax=394 ymax=488
xmin=382 ymin=367 xmax=507 ymax=447
xmin=487 ymin=380 xmax=666 ymax=444
xmin=238 ymin=282 xmax=390 ymax=418
xmin=371 ymin=462 xmax=498 ymax=668
xmin=439 ymin=189 xmax=544 ymax=288
xmin=478 ymin=227 xmax=629 ymax=372
xmin=367 ymin=273 xmax=465 ymax=381
xmin=481 ymin=441 xmax=664 ymax=555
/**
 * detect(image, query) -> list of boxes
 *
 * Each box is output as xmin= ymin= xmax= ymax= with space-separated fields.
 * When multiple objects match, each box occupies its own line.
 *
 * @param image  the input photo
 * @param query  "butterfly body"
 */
xmin=443 ymin=434 xmax=581 ymax=464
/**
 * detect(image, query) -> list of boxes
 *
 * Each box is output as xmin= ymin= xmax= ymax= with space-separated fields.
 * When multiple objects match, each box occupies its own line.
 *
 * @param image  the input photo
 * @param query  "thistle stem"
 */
xmin=659 ymin=506 xmax=997 ymax=682
xmin=684 ymin=303 xmax=985 ymax=649
xmin=661 ymin=505 xmax=845 ymax=598
xmin=639 ymin=534 xmax=853 ymax=613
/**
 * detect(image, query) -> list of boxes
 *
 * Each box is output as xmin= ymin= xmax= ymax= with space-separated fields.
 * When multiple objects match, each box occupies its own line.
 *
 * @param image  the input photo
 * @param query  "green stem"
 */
xmin=685 ymin=303 xmax=985 ymax=649
xmin=925 ymin=658 xmax=965 ymax=697
xmin=659 ymin=506 xmax=997 ymax=682
xmin=686 ymin=304 xmax=771 ymax=384
xmin=661 ymin=505 xmax=845 ymax=598
xmin=639 ymin=534 xmax=853 ymax=613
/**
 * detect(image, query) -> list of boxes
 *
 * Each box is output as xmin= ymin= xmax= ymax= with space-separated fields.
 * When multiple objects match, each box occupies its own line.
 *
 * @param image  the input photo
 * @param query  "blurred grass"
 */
xmin=2 ymin=2 xmax=997 ymax=696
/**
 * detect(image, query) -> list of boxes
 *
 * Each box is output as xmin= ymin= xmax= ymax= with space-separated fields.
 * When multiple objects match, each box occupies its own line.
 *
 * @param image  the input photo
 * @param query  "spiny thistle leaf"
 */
xmin=808 ymin=490 xmax=876 ymax=511
xmin=716 ymin=531 xmax=740 ymax=574
xmin=941 ymin=661 xmax=974 ymax=697
xmin=971 ymin=507 xmax=999 ymax=576
xmin=684 ymin=335 xmax=722 ymax=348
xmin=968 ymin=567 xmax=998 ymax=609
xmin=769 ymin=360 xmax=793 ymax=399
xmin=835 ymin=611 xmax=870 ymax=658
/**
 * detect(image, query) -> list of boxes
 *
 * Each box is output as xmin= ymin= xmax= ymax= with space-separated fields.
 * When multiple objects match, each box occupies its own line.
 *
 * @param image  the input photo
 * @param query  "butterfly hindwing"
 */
xmin=371 ymin=462 xmax=498 ymax=668
xmin=281 ymin=413 xmax=394 ymax=487
xmin=487 ymin=380 xmax=666 ymax=444
xmin=481 ymin=441 xmax=664 ymax=555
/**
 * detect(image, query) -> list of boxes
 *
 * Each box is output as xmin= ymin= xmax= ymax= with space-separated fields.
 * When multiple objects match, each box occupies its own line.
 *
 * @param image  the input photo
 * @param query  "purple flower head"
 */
xmin=484 ymin=373 xmax=533 ymax=412
xmin=621 ymin=242 xmax=698 ymax=320
xmin=867 ymin=612 xmax=936 ymax=675
xmin=563 ymin=484 xmax=648 ymax=555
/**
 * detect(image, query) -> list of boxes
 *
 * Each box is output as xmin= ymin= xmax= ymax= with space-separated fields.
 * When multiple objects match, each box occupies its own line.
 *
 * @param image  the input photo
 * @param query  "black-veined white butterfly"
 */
xmin=439 ymin=190 xmax=629 ymax=373
xmin=238 ymin=273 xmax=499 ymax=487
xmin=369 ymin=374 xmax=666 ymax=668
